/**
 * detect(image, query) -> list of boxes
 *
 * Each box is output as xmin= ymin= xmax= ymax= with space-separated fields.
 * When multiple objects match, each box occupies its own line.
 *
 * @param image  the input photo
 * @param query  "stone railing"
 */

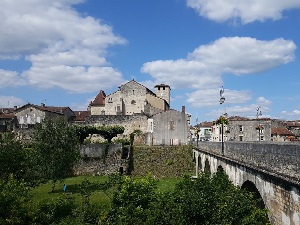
xmin=194 ymin=141 xmax=300 ymax=183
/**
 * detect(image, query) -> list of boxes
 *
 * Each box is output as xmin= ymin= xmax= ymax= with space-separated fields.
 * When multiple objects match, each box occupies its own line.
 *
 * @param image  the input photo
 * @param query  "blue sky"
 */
xmin=1 ymin=0 xmax=300 ymax=123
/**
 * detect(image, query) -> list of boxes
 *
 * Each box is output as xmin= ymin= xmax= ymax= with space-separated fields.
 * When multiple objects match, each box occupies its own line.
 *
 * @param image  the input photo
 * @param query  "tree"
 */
xmin=74 ymin=125 xmax=125 ymax=144
xmin=103 ymin=171 xmax=270 ymax=225
xmin=32 ymin=118 xmax=80 ymax=192
xmin=0 ymin=132 xmax=26 ymax=181
xmin=0 ymin=176 xmax=31 ymax=225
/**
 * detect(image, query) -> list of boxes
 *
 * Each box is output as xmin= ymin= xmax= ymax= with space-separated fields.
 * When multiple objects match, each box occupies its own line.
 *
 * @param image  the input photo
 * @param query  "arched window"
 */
xmin=131 ymin=100 xmax=136 ymax=105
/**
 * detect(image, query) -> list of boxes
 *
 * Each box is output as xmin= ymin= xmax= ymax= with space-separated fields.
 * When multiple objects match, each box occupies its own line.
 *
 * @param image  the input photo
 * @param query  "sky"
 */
xmin=1 ymin=0 xmax=300 ymax=124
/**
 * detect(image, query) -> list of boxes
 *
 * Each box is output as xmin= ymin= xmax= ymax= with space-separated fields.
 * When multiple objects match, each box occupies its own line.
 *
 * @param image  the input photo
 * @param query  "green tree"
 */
xmin=33 ymin=118 xmax=80 ymax=192
xmin=74 ymin=125 xmax=125 ymax=144
xmin=0 ymin=132 xmax=26 ymax=181
xmin=0 ymin=176 xmax=31 ymax=225
xmin=104 ymin=174 xmax=158 ymax=225
xmin=103 ymin=171 xmax=270 ymax=225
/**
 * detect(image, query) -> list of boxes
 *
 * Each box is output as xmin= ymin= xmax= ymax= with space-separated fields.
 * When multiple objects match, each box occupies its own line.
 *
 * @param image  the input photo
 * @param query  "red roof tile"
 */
xmin=91 ymin=90 xmax=106 ymax=106
xmin=271 ymin=127 xmax=294 ymax=136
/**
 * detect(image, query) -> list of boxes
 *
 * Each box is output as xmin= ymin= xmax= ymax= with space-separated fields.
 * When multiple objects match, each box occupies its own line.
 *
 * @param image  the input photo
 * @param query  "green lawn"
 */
xmin=31 ymin=175 xmax=181 ymax=208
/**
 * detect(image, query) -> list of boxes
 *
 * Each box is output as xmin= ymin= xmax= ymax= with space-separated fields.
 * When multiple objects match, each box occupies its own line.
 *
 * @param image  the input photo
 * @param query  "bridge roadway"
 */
xmin=192 ymin=141 xmax=300 ymax=225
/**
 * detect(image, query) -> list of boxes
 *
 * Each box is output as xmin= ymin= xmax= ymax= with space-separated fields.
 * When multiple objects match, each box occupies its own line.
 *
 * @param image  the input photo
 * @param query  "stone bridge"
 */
xmin=192 ymin=142 xmax=300 ymax=225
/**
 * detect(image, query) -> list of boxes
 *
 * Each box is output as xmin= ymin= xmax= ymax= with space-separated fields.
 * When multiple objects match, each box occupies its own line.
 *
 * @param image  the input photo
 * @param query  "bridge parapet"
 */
xmin=194 ymin=142 xmax=300 ymax=184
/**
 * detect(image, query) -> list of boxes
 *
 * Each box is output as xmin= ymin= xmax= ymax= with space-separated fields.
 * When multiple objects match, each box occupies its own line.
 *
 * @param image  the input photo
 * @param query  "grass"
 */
xmin=31 ymin=175 xmax=182 ymax=208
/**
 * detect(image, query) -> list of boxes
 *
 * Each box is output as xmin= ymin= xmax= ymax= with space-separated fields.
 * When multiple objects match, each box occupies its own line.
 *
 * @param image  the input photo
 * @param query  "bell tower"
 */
xmin=154 ymin=84 xmax=171 ymax=106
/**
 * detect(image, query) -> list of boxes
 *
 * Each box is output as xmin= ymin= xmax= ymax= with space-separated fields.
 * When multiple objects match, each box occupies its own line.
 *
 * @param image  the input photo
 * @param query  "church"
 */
xmin=87 ymin=79 xmax=190 ymax=146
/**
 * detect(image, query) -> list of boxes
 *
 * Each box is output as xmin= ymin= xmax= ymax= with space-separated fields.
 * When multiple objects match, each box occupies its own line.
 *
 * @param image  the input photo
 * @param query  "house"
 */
xmin=210 ymin=116 xmax=273 ymax=142
xmin=198 ymin=121 xmax=213 ymax=141
xmin=284 ymin=121 xmax=300 ymax=139
xmin=14 ymin=103 xmax=75 ymax=129
xmin=0 ymin=108 xmax=18 ymax=132
xmin=90 ymin=80 xmax=170 ymax=116
xmin=271 ymin=127 xmax=295 ymax=142
xmin=226 ymin=116 xmax=272 ymax=142
xmin=146 ymin=106 xmax=190 ymax=146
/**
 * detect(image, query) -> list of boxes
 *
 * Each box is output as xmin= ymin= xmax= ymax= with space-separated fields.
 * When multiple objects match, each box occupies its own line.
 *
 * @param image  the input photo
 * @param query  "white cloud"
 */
xmin=187 ymin=88 xmax=251 ymax=107
xmin=186 ymin=0 xmax=300 ymax=24
xmin=0 ymin=95 xmax=25 ymax=108
xmin=281 ymin=110 xmax=300 ymax=120
xmin=256 ymin=96 xmax=272 ymax=106
xmin=22 ymin=66 xmax=124 ymax=93
xmin=142 ymin=37 xmax=295 ymax=91
xmin=142 ymin=59 xmax=222 ymax=89
xmin=188 ymin=37 xmax=296 ymax=75
xmin=0 ymin=69 xmax=27 ymax=87
xmin=0 ymin=0 xmax=127 ymax=93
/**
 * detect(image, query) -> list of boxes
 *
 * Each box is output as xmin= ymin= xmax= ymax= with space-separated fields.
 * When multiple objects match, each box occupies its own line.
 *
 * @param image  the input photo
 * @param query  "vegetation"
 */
xmin=0 ymin=119 xmax=270 ymax=224
xmin=32 ymin=118 xmax=80 ymax=192
xmin=75 ymin=125 xmax=125 ymax=144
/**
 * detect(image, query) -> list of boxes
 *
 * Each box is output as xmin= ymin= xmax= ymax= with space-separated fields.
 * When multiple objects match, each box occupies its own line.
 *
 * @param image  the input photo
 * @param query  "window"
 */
xmin=169 ymin=121 xmax=175 ymax=130
xmin=133 ymin=90 xmax=135 ymax=95
xmin=239 ymin=125 xmax=243 ymax=132
xmin=239 ymin=136 xmax=243 ymax=141
xmin=108 ymin=98 xmax=113 ymax=103
xmin=101 ymin=110 xmax=105 ymax=115
xmin=131 ymin=100 xmax=136 ymax=105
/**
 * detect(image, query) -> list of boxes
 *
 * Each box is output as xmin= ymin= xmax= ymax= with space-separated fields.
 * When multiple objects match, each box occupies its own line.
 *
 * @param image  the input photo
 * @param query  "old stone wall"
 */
xmin=86 ymin=114 xmax=148 ymax=138
xmin=74 ymin=143 xmax=127 ymax=175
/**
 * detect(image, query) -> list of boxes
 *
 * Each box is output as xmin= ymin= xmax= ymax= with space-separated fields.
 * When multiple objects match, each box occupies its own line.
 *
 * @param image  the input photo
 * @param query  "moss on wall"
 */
xmin=132 ymin=145 xmax=194 ymax=178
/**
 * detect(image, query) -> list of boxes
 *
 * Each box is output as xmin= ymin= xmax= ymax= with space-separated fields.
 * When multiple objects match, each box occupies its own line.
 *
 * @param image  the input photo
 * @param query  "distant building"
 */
xmin=0 ymin=108 xmax=17 ymax=132
xmin=271 ymin=127 xmax=295 ymax=142
xmin=89 ymin=80 xmax=170 ymax=116
xmin=146 ymin=107 xmax=190 ymax=145
xmin=14 ymin=103 xmax=74 ymax=129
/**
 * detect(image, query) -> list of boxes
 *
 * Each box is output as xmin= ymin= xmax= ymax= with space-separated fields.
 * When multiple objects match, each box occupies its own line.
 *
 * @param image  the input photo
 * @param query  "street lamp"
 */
xmin=219 ymin=86 xmax=225 ymax=155
xmin=256 ymin=106 xmax=263 ymax=141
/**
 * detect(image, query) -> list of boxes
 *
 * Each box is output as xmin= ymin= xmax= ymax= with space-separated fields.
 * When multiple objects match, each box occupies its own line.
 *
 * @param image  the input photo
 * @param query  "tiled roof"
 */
xmin=284 ymin=121 xmax=300 ymax=127
xmin=91 ymin=90 xmax=106 ymax=106
xmin=73 ymin=111 xmax=91 ymax=121
xmin=271 ymin=127 xmax=294 ymax=136
xmin=228 ymin=116 xmax=250 ymax=121
xmin=199 ymin=122 xmax=213 ymax=127
xmin=15 ymin=103 xmax=69 ymax=115
xmin=0 ymin=113 xmax=15 ymax=119
xmin=38 ymin=106 xmax=69 ymax=114
xmin=0 ymin=108 xmax=15 ymax=114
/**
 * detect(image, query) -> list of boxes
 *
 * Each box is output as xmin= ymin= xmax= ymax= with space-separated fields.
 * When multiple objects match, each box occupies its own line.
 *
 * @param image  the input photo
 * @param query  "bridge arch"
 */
xmin=242 ymin=180 xmax=266 ymax=210
xmin=204 ymin=158 xmax=211 ymax=175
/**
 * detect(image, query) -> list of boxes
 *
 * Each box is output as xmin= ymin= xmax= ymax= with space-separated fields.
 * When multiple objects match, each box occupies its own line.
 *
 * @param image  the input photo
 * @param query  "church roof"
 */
xmin=90 ymin=90 xmax=106 ymax=106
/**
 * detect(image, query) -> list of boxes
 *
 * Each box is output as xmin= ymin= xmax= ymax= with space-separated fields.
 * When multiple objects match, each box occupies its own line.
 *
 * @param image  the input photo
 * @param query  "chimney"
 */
xmin=41 ymin=103 xmax=45 ymax=107
xmin=182 ymin=106 xmax=185 ymax=113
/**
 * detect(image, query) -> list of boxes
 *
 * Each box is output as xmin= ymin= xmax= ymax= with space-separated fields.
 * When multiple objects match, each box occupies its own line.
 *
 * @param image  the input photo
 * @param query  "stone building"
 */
xmin=86 ymin=80 xmax=190 ymax=146
xmin=227 ymin=117 xmax=272 ymax=142
xmin=0 ymin=108 xmax=17 ymax=132
xmin=146 ymin=107 xmax=190 ymax=145
xmin=90 ymin=80 xmax=170 ymax=116
xmin=14 ymin=103 xmax=74 ymax=129
xmin=211 ymin=116 xmax=272 ymax=142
